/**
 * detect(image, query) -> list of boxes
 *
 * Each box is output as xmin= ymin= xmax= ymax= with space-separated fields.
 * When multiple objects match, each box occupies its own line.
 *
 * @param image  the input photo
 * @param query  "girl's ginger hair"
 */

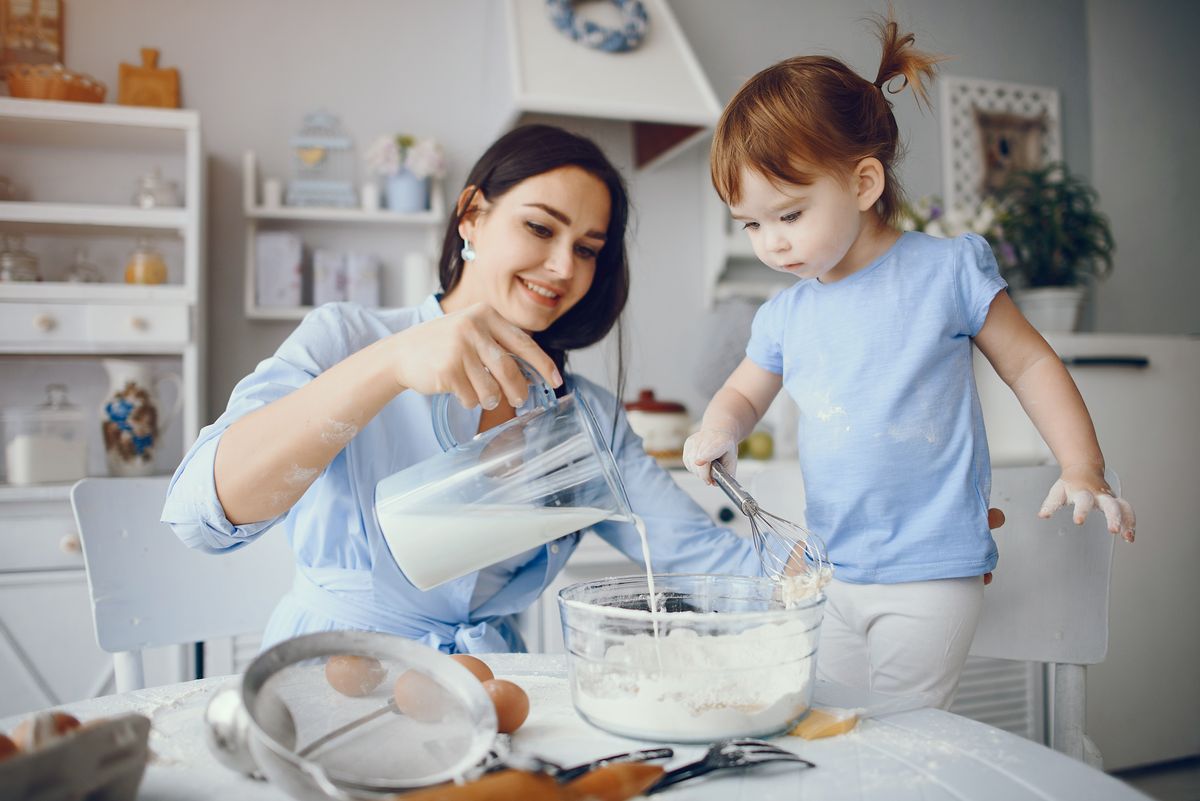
xmin=711 ymin=9 xmax=948 ymax=225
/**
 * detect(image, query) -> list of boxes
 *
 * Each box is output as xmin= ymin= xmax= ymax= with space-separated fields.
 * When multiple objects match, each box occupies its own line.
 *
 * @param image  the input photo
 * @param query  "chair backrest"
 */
xmin=71 ymin=476 xmax=294 ymax=657
xmin=748 ymin=463 xmax=1114 ymax=664
xmin=972 ymin=465 xmax=1114 ymax=665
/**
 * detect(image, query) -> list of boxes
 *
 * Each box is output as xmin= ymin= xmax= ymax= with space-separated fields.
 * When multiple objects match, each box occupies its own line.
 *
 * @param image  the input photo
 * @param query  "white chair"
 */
xmin=71 ymin=477 xmax=295 ymax=692
xmin=749 ymin=463 xmax=1114 ymax=767
xmin=975 ymin=465 xmax=1114 ymax=768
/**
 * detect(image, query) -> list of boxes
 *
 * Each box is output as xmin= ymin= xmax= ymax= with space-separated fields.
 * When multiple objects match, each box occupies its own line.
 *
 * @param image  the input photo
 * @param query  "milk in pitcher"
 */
xmin=380 ymin=505 xmax=611 ymax=590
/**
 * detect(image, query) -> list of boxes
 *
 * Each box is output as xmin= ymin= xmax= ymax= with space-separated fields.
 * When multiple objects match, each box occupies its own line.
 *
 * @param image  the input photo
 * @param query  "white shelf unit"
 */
xmin=0 ymin=97 xmax=205 ymax=717
xmin=0 ymin=95 xmax=204 ymax=439
xmin=241 ymin=150 xmax=445 ymax=320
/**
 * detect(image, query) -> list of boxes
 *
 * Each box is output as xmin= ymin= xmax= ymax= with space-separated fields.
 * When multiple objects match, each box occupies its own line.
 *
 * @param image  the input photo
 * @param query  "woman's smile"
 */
xmin=517 ymin=275 xmax=564 ymax=307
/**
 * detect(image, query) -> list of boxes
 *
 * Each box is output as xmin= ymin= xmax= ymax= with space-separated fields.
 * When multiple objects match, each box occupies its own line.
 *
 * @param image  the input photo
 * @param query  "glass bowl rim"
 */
xmin=557 ymin=572 xmax=825 ymax=625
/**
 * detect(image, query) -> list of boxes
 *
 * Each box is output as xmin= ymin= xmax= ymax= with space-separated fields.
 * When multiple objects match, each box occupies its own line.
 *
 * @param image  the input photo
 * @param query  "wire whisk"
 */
xmin=711 ymin=461 xmax=832 ymax=591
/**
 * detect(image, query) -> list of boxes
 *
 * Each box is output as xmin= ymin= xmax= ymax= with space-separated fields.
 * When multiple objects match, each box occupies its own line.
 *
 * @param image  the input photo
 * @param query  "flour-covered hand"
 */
xmin=682 ymin=428 xmax=738 ymax=485
xmin=1038 ymin=466 xmax=1136 ymax=543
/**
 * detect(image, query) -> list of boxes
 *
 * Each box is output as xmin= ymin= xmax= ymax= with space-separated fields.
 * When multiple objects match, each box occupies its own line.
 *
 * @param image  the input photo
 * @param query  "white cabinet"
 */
xmin=240 ymin=151 xmax=445 ymax=320
xmin=0 ymin=98 xmax=205 ymax=716
xmin=0 ymin=482 xmax=110 ymax=718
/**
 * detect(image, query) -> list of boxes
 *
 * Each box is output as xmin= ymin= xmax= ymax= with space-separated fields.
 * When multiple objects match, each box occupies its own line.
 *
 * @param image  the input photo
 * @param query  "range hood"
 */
xmin=485 ymin=0 xmax=722 ymax=169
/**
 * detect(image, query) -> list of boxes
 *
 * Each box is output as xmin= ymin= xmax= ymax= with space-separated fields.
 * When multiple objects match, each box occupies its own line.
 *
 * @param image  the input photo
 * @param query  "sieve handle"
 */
xmin=710 ymin=461 xmax=759 ymax=517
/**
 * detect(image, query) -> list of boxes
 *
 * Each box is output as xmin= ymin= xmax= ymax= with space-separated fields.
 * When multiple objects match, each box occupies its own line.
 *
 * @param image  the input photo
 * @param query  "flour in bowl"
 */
xmin=571 ymin=615 xmax=818 ymax=742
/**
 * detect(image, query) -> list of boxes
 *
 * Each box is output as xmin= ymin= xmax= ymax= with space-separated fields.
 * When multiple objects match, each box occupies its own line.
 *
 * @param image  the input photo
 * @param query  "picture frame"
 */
xmin=939 ymin=76 xmax=1061 ymax=213
xmin=1 ymin=0 xmax=63 ymax=70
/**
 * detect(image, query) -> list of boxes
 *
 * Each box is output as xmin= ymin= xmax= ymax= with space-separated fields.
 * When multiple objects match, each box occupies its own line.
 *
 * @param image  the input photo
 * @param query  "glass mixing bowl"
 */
xmin=558 ymin=574 xmax=824 ymax=743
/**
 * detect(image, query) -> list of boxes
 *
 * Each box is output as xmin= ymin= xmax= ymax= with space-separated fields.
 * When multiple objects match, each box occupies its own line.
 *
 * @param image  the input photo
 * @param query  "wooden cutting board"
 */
xmin=118 ymin=48 xmax=180 ymax=108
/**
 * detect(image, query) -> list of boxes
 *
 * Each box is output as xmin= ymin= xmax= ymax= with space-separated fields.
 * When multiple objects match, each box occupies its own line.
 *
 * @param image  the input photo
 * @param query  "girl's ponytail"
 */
xmin=871 ymin=10 xmax=947 ymax=111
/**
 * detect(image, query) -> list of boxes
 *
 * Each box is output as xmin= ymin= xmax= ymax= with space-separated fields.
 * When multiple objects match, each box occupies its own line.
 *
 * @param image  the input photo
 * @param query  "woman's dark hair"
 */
xmin=437 ymin=124 xmax=631 ymax=413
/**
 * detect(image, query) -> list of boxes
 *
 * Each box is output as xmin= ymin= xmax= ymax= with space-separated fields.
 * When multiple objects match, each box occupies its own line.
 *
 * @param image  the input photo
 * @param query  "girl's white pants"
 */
xmin=816 ymin=576 xmax=985 ymax=710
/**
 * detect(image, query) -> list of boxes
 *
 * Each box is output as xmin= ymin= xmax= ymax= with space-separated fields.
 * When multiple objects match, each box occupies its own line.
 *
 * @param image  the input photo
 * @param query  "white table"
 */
xmin=0 ymin=654 xmax=1146 ymax=800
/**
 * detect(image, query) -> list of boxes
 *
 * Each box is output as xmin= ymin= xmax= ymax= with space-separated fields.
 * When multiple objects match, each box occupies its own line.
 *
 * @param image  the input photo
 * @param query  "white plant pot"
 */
xmin=1013 ymin=286 xmax=1086 ymax=332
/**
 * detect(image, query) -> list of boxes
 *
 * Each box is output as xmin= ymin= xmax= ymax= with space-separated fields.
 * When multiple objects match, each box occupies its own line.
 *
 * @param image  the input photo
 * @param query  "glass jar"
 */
xmin=131 ymin=167 xmax=180 ymax=209
xmin=64 ymin=248 xmax=103 ymax=283
xmin=124 ymin=238 xmax=168 ymax=284
xmin=1 ymin=384 xmax=88 ymax=486
xmin=0 ymin=234 xmax=41 ymax=282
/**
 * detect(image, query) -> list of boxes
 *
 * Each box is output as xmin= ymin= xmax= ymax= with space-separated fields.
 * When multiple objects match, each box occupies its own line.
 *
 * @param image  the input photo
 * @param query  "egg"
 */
xmin=325 ymin=654 xmax=388 ymax=697
xmin=392 ymin=670 xmax=452 ymax=723
xmin=449 ymin=654 xmax=494 ymax=683
xmin=12 ymin=711 xmax=81 ymax=751
xmin=481 ymin=679 xmax=529 ymax=734
xmin=0 ymin=733 xmax=18 ymax=762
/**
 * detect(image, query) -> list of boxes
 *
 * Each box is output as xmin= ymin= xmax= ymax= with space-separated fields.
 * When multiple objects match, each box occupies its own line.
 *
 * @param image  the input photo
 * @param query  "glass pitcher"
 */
xmin=375 ymin=358 xmax=633 ymax=591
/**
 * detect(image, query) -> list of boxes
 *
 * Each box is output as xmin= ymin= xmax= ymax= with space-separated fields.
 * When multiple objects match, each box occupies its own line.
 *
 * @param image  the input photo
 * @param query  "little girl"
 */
xmin=684 ymin=14 xmax=1136 ymax=707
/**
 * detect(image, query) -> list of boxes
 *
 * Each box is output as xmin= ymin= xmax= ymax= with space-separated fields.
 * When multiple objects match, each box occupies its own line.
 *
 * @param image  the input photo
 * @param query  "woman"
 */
xmin=162 ymin=125 xmax=762 ymax=653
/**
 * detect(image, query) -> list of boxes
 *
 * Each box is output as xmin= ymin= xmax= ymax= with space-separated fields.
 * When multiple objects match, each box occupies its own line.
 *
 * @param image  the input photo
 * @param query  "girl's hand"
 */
xmin=390 ymin=302 xmax=562 ymax=409
xmin=682 ymin=428 xmax=739 ymax=485
xmin=1038 ymin=465 xmax=1136 ymax=543
xmin=983 ymin=507 xmax=1005 ymax=586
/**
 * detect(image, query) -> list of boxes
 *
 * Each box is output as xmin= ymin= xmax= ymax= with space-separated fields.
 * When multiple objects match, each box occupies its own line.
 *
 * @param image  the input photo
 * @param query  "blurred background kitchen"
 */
xmin=0 ymin=1 xmax=1195 ymax=797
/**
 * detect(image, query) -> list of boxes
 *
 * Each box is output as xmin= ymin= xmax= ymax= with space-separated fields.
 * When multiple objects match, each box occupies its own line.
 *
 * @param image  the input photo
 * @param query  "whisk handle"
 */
xmin=710 ymin=461 xmax=758 ymax=516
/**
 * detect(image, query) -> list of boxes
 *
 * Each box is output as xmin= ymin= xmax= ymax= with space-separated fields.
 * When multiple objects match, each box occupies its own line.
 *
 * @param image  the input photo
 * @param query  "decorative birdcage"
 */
xmin=285 ymin=110 xmax=357 ymax=208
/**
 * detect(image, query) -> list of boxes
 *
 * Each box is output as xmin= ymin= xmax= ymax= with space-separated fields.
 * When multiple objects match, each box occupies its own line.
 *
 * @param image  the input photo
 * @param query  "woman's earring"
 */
xmin=461 ymin=239 xmax=476 ymax=262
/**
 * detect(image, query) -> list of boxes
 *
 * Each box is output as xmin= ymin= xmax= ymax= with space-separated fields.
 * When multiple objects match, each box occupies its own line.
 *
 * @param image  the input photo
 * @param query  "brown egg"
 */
xmin=12 ymin=711 xmax=81 ymax=751
xmin=0 ymin=733 xmax=18 ymax=762
xmin=449 ymin=654 xmax=494 ymax=683
xmin=393 ymin=670 xmax=452 ymax=723
xmin=325 ymin=655 xmax=388 ymax=697
xmin=481 ymin=679 xmax=529 ymax=734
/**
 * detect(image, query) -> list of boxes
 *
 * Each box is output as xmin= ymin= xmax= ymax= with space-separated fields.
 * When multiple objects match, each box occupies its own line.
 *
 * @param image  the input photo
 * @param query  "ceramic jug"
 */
xmin=100 ymin=359 xmax=182 ymax=476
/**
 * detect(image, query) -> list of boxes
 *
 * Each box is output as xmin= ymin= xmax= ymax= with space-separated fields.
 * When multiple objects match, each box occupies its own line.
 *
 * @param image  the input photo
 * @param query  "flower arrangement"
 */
xmin=364 ymin=134 xmax=446 ymax=179
xmin=899 ymin=195 xmax=1014 ymax=267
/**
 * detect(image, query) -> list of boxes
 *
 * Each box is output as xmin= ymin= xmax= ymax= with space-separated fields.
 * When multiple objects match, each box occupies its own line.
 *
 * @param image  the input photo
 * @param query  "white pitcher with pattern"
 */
xmin=99 ymin=359 xmax=182 ymax=476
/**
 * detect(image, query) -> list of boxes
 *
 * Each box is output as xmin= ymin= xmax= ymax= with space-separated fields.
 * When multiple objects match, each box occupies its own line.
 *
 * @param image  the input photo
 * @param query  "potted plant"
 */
xmin=364 ymin=134 xmax=446 ymax=213
xmin=992 ymin=162 xmax=1114 ymax=331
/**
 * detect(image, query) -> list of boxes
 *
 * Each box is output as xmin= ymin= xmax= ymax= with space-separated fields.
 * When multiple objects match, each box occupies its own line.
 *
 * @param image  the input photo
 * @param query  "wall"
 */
xmin=1087 ymin=0 xmax=1200 ymax=335
xmin=59 ymin=0 xmax=1096 ymax=420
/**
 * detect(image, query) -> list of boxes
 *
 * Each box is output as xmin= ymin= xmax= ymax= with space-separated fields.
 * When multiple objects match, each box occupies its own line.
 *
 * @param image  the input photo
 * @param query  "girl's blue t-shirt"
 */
xmin=747 ymin=232 xmax=1007 ymax=583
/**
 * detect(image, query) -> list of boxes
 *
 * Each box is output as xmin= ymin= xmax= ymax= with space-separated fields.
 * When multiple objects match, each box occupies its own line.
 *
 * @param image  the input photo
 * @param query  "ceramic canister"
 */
xmin=623 ymin=389 xmax=691 ymax=462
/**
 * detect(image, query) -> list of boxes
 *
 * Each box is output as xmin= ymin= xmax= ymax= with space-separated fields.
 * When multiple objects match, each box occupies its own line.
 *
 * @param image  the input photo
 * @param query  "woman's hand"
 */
xmin=682 ymin=428 xmax=739 ymax=485
xmin=1038 ymin=465 xmax=1136 ymax=543
xmin=391 ymin=302 xmax=562 ymax=409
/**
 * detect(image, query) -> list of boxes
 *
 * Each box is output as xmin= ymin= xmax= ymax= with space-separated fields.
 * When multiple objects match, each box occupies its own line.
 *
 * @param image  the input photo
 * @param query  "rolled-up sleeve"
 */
xmin=162 ymin=305 xmax=351 ymax=552
xmin=580 ymin=381 xmax=762 ymax=577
